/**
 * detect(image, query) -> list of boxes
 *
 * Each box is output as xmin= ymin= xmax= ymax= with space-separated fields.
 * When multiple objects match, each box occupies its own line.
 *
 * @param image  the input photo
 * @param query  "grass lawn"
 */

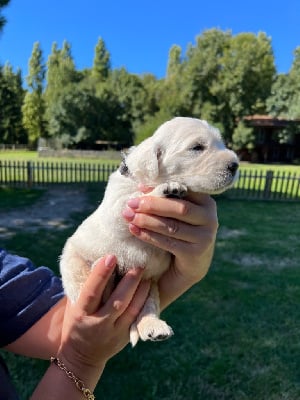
xmin=0 ymin=187 xmax=45 ymax=211
xmin=0 ymin=187 xmax=300 ymax=399
xmin=0 ymin=150 xmax=121 ymax=165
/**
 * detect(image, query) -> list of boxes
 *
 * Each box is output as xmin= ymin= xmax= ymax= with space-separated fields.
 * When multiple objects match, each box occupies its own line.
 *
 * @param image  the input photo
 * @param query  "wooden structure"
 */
xmin=242 ymin=115 xmax=300 ymax=163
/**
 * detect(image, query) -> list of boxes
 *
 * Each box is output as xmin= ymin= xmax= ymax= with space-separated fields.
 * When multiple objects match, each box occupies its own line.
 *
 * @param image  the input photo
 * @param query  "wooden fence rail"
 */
xmin=0 ymin=160 xmax=299 ymax=201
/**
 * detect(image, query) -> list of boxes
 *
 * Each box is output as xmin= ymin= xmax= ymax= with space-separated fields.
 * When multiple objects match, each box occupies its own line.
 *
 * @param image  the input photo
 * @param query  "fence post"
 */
xmin=263 ymin=170 xmax=274 ymax=199
xmin=27 ymin=161 xmax=33 ymax=187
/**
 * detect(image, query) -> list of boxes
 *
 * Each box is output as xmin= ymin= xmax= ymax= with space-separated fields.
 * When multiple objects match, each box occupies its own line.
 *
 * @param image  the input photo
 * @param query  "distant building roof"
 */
xmin=243 ymin=115 xmax=300 ymax=127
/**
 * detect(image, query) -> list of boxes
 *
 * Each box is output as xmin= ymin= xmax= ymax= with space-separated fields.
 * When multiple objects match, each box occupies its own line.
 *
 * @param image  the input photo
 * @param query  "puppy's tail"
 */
xmin=129 ymin=323 xmax=139 ymax=347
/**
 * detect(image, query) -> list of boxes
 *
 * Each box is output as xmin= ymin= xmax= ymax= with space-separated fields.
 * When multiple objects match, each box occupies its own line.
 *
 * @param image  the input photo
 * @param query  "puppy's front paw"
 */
xmin=137 ymin=317 xmax=174 ymax=342
xmin=162 ymin=182 xmax=187 ymax=198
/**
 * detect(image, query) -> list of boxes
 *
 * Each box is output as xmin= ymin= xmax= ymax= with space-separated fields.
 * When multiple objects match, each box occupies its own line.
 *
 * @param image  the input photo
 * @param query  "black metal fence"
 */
xmin=0 ymin=160 xmax=299 ymax=201
xmin=0 ymin=160 xmax=118 ymax=186
xmin=227 ymin=169 xmax=300 ymax=201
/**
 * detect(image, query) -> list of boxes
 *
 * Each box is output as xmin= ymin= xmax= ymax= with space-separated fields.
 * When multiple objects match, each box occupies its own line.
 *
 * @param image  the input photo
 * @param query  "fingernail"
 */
xmin=105 ymin=254 xmax=116 ymax=268
xmin=122 ymin=207 xmax=135 ymax=221
xmin=127 ymin=198 xmax=140 ymax=209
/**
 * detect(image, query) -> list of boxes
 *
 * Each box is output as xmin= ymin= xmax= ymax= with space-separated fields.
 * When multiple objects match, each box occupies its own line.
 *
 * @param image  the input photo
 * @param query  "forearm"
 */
xmin=5 ymin=298 xmax=66 ymax=359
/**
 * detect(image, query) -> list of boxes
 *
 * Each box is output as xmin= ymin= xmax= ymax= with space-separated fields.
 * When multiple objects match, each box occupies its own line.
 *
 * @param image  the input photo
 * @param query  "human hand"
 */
xmin=58 ymin=255 xmax=150 ymax=380
xmin=122 ymin=191 xmax=218 ymax=308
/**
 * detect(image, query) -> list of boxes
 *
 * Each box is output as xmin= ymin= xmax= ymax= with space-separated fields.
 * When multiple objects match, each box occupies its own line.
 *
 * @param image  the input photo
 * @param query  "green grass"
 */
xmin=0 ymin=187 xmax=300 ymax=399
xmin=0 ymin=150 xmax=39 ymax=161
xmin=0 ymin=150 xmax=121 ymax=164
xmin=0 ymin=187 xmax=45 ymax=211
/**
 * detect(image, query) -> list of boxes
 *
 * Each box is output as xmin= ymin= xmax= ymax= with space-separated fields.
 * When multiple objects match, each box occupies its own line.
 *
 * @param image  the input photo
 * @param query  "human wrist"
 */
xmin=50 ymin=357 xmax=96 ymax=399
xmin=56 ymin=348 xmax=106 ymax=392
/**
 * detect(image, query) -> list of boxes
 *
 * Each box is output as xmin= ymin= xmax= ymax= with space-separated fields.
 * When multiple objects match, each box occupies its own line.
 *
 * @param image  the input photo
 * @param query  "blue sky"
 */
xmin=1 ymin=0 xmax=300 ymax=79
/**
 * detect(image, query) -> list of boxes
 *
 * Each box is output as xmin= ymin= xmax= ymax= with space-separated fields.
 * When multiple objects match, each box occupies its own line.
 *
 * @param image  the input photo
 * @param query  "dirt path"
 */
xmin=0 ymin=187 xmax=91 ymax=238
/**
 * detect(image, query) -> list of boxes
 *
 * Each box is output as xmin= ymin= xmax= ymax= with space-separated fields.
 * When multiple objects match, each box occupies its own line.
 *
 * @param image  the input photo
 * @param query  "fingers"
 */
xmin=124 ymin=195 xmax=217 ymax=227
xmin=123 ymin=195 xmax=218 ymax=240
xmin=76 ymin=255 xmax=117 ymax=315
xmin=129 ymin=214 xmax=202 ymax=244
xmin=122 ymin=194 xmax=218 ymax=258
xmin=128 ymin=225 xmax=194 ymax=256
xmin=76 ymin=255 xmax=148 ymax=330
xmin=116 ymin=279 xmax=151 ymax=328
xmin=99 ymin=267 xmax=146 ymax=321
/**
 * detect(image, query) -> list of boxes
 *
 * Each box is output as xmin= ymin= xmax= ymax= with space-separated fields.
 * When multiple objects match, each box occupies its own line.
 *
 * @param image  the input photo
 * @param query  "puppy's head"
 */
xmin=125 ymin=117 xmax=239 ymax=194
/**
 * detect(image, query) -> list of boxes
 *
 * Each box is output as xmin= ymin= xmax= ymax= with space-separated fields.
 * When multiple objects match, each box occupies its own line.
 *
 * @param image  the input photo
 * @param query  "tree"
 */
xmin=22 ymin=42 xmax=46 ymax=146
xmin=45 ymin=41 xmax=79 ymax=103
xmin=0 ymin=64 xmax=26 ymax=143
xmin=0 ymin=0 xmax=10 ymax=33
xmin=267 ymin=47 xmax=300 ymax=118
xmin=166 ymin=45 xmax=182 ymax=79
xmin=45 ymin=41 xmax=81 ymax=131
xmin=60 ymin=40 xmax=78 ymax=84
xmin=266 ymin=48 xmax=300 ymax=146
xmin=182 ymin=29 xmax=231 ymax=118
xmin=107 ymin=68 xmax=156 ymax=129
xmin=266 ymin=74 xmax=292 ymax=117
xmin=26 ymin=42 xmax=45 ymax=92
xmin=219 ymin=32 xmax=275 ymax=116
xmin=44 ymin=42 xmax=62 ymax=107
xmin=92 ymin=37 xmax=111 ymax=81
xmin=232 ymin=120 xmax=255 ymax=151
xmin=22 ymin=92 xmax=46 ymax=146
xmin=208 ymin=31 xmax=275 ymax=143
xmin=47 ymin=86 xmax=133 ymax=148
xmin=159 ymin=44 xmax=188 ymax=118
xmin=285 ymin=47 xmax=300 ymax=118
xmin=0 ymin=1 xmax=26 ymax=144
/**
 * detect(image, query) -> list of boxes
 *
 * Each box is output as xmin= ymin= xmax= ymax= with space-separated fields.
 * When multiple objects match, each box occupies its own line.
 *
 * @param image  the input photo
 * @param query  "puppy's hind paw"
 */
xmin=138 ymin=317 xmax=174 ymax=342
xmin=129 ymin=322 xmax=140 ymax=347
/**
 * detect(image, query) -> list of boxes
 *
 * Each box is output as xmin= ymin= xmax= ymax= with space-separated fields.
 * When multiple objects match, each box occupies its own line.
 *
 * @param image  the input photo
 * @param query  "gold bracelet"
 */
xmin=50 ymin=357 xmax=95 ymax=400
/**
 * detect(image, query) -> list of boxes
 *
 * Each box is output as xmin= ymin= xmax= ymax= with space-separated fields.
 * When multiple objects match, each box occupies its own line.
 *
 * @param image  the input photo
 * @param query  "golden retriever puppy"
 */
xmin=60 ymin=117 xmax=239 ymax=346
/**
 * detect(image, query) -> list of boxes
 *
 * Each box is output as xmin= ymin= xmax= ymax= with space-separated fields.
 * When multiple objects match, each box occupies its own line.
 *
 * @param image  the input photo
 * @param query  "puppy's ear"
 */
xmin=125 ymin=138 xmax=161 ymax=184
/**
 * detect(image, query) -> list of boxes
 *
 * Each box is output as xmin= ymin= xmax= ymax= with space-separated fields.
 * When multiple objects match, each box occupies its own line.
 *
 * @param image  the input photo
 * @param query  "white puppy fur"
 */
xmin=60 ymin=117 xmax=239 ymax=346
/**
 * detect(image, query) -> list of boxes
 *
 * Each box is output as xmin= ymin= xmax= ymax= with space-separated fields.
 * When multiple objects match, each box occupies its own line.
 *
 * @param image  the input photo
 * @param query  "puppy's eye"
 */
xmin=191 ymin=144 xmax=205 ymax=152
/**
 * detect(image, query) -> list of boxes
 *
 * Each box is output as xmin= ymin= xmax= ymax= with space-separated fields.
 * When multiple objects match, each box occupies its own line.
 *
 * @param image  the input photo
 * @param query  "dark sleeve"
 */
xmin=0 ymin=248 xmax=64 ymax=347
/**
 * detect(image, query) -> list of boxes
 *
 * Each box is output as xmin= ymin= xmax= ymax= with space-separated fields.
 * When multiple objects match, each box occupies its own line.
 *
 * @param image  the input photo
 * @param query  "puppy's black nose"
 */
xmin=227 ymin=162 xmax=239 ymax=175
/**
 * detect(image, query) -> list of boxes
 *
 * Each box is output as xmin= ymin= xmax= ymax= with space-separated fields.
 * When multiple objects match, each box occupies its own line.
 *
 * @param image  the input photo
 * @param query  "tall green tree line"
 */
xmin=1 ymin=27 xmax=300 ymax=150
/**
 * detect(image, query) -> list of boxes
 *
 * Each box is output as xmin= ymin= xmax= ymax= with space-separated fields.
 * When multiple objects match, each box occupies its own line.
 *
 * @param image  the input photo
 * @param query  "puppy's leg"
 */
xmin=130 ymin=281 xmax=173 ymax=347
xmin=150 ymin=182 xmax=188 ymax=198
xmin=60 ymin=241 xmax=92 ymax=303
